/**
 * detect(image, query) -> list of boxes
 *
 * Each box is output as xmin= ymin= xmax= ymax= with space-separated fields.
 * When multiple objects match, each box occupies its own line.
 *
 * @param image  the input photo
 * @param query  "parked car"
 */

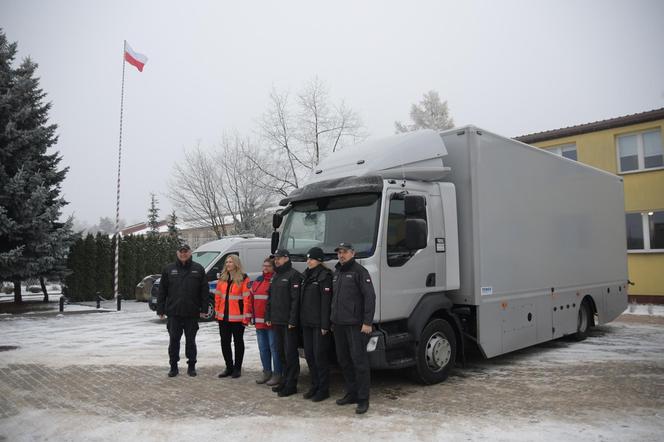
xmin=135 ymin=274 xmax=160 ymax=302
xmin=148 ymin=236 xmax=271 ymax=321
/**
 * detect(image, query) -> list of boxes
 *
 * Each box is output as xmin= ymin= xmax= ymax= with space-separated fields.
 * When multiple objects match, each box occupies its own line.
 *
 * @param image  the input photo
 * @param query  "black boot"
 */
xmin=355 ymin=400 xmax=369 ymax=414
xmin=168 ymin=365 xmax=179 ymax=377
xmin=231 ymin=367 xmax=241 ymax=378
xmin=278 ymin=386 xmax=297 ymax=397
xmin=303 ymin=387 xmax=317 ymax=399
xmin=218 ymin=367 xmax=232 ymax=378
xmin=312 ymin=390 xmax=330 ymax=402
xmin=336 ymin=393 xmax=357 ymax=405
xmin=187 ymin=364 xmax=197 ymax=377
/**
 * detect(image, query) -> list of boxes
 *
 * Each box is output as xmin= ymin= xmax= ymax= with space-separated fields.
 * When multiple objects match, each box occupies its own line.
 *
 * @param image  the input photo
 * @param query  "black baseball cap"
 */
xmin=306 ymin=247 xmax=325 ymax=261
xmin=273 ymin=249 xmax=290 ymax=258
xmin=178 ymin=243 xmax=191 ymax=252
xmin=334 ymin=242 xmax=354 ymax=252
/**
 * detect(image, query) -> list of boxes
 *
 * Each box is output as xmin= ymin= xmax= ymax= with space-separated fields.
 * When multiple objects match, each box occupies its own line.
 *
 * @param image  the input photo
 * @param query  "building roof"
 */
xmin=515 ymin=108 xmax=664 ymax=144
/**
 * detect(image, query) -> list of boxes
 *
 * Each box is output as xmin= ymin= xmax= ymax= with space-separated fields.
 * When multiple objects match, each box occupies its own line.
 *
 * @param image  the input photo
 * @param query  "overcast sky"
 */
xmin=2 ymin=0 xmax=663 ymax=227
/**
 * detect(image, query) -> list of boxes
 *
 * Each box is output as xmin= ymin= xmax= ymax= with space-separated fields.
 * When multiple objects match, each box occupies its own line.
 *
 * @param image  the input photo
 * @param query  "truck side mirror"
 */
xmin=405 ymin=219 xmax=427 ymax=250
xmin=273 ymin=212 xmax=283 ymax=229
xmin=271 ymin=231 xmax=280 ymax=254
xmin=404 ymin=195 xmax=426 ymax=217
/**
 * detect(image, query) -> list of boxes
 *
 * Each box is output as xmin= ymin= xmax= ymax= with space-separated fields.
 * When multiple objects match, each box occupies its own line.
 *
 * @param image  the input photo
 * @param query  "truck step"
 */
xmin=387 ymin=357 xmax=416 ymax=368
xmin=385 ymin=332 xmax=414 ymax=346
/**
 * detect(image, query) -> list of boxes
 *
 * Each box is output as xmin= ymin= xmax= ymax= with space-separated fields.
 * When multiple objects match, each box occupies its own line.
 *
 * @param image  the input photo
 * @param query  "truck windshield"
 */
xmin=279 ymin=193 xmax=381 ymax=260
xmin=192 ymin=251 xmax=220 ymax=269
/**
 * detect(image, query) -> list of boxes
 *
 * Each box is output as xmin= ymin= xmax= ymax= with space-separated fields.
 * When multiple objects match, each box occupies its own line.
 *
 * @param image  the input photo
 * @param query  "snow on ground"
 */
xmin=1 ymin=409 xmax=661 ymax=442
xmin=624 ymin=303 xmax=664 ymax=316
xmin=1 ymin=301 xmax=663 ymax=441
xmin=0 ymin=301 xmax=261 ymax=370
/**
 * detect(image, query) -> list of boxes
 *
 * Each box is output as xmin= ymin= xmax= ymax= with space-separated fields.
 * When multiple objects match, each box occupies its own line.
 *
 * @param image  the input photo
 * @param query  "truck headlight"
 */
xmin=366 ymin=336 xmax=379 ymax=352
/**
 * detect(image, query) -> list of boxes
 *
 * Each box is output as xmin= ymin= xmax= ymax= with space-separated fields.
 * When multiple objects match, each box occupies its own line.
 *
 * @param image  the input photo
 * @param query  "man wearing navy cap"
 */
xmin=265 ymin=248 xmax=303 ymax=397
xmin=157 ymin=243 xmax=208 ymax=378
xmin=331 ymin=242 xmax=376 ymax=414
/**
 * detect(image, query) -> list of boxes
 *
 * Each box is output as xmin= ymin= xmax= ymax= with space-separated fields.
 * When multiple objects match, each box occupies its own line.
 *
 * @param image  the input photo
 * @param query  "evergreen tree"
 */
xmin=63 ymin=236 xmax=85 ymax=298
xmin=166 ymin=210 xmax=179 ymax=238
xmin=80 ymin=233 xmax=97 ymax=300
xmin=147 ymin=193 xmax=160 ymax=236
xmin=0 ymin=30 xmax=73 ymax=303
xmin=95 ymin=233 xmax=113 ymax=298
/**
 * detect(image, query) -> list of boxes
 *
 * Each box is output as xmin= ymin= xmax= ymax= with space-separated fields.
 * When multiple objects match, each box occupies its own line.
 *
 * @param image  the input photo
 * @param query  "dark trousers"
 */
xmin=273 ymin=324 xmax=300 ymax=390
xmin=302 ymin=326 xmax=331 ymax=393
xmin=167 ymin=316 xmax=199 ymax=367
xmin=218 ymin=320 xmax=245 ymax=370
xmin=334 ymin=324 xmax=370 ymax=401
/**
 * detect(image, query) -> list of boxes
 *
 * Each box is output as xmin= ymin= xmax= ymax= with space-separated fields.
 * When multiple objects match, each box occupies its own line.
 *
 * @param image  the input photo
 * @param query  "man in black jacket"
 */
xmin=157 ymin=244 xmax=208 ymax=378
xmin=299 ymin=247 xmax=333 ymax=402
xmin=265 ymin=249 xmax=302 ymax=397
xmin=331 ymin=242 xmax=376 ymax=414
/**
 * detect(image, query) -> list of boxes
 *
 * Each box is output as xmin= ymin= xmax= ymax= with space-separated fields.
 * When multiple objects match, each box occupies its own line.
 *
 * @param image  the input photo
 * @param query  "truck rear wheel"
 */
xmin=573 ymin=301 xmax=591 ymax=341
xmin=412 ymin=319 xmax=456 ymax=384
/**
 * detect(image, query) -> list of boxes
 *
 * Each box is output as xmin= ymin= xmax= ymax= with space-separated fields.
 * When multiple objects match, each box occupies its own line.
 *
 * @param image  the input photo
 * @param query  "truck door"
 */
xmin=380 ymin=189 xmax=436 ymax=321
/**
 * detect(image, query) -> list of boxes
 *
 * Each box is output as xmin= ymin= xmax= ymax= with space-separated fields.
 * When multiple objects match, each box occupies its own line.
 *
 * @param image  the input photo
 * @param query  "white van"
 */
xmin=149 ymin=236 xmax=272 ymax=320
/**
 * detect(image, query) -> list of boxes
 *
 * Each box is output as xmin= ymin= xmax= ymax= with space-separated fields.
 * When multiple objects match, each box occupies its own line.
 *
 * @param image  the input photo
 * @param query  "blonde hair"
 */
xmin=220 ymin=254 xmax=246 ymax=286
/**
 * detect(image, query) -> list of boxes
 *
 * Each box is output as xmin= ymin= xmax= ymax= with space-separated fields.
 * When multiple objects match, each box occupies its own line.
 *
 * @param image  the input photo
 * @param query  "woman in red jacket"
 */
xmin=215 ymin=254 xmax=251 ymax=378
xmin=250 ymin=256 xmax=282 ymax=386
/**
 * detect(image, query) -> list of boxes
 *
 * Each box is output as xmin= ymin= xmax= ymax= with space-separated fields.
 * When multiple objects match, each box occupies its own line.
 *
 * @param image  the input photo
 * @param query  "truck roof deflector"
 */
xmin=304 ymin=129 xmax=449 ymax=184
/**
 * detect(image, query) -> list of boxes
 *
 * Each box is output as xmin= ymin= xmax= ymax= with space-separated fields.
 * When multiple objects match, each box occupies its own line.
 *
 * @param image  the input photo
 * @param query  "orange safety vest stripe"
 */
xmin=214 ymin=277 xmax=251 ymax=322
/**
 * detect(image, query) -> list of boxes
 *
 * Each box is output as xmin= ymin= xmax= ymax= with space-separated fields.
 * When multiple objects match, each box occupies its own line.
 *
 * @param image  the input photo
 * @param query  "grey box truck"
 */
xmin=271 ymin=126 xmax=628 ymax=384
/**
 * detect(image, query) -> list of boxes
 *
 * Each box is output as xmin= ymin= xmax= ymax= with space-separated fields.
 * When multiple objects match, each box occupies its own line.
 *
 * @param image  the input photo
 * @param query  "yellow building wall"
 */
xmin=533 ymin=118 xmax=664 ymax=299
xmin=628 ymin=254 xmax=664 ymax=296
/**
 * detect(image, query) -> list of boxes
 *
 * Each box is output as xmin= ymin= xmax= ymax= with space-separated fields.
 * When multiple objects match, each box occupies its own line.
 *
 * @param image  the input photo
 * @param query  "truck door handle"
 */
xmin=426 ymin=273 xmax=435 ymax=287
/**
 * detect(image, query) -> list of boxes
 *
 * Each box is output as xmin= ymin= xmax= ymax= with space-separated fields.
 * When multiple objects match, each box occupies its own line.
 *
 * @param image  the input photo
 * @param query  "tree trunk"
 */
xmin=40 ymin=276 xmax=49 ymax=302
xmin=13 ymin=278 xmax=22 ymax=304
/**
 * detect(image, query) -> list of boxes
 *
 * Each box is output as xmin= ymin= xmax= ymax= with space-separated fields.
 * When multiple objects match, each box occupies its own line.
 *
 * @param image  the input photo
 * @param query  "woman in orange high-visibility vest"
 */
xmin=215 ymin=254 xmax=252 ymax=378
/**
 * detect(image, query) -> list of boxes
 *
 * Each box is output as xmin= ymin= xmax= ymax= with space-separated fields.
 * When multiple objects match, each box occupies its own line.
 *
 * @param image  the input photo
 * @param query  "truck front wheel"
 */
xmin=412 ymin=319 xmax=457 ymax=384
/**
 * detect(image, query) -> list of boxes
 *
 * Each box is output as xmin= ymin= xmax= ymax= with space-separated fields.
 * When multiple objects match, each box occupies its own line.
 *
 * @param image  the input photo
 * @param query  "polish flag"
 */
xmin=124 ymin=42 xmax=148 ymax=72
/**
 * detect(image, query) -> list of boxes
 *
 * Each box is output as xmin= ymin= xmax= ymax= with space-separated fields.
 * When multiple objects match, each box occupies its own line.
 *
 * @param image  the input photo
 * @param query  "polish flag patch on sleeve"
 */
xmin=366 ymin=278 xmax=371 ymax=283
xmin=324 ymin=287 xmax=331 ymax=292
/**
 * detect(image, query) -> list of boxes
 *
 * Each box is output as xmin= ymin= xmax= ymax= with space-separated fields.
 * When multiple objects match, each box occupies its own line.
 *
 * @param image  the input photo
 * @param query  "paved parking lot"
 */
xmin=0 ymin=301 xmax=662 ymax=441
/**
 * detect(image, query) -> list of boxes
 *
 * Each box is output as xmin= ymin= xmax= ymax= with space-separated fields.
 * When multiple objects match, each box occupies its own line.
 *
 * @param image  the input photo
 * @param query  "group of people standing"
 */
xmin=157 ymin=242 xmax=376 ymax=415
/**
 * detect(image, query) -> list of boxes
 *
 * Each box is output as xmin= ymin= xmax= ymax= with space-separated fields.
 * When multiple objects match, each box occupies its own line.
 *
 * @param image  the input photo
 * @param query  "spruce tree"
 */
xmin=167 ymin=210 xmax=179 ymax=238
xmin=147 ymin=193 xmax=159 ymax=236
xmin=0 ymin=30 xmax=73 ymax=303
xmin=95 ymin=233 xmax=113 ymax=298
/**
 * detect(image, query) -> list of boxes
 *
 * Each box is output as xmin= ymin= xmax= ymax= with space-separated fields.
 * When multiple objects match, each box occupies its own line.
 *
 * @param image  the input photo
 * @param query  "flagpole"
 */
xmin=114 ymin=40 xmax=126 ymax=301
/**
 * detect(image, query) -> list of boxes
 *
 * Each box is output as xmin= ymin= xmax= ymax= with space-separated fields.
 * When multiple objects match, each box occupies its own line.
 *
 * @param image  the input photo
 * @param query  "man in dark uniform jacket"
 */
xmin=331 ymin=242 xmax=376 ymax=414
xmin=157 ymin=244 xmax=208 ymax=377
xmin=265 ymin=249 xmax=303 ymax=397
xmin=299 ymin=247 xmax=333 ymax=402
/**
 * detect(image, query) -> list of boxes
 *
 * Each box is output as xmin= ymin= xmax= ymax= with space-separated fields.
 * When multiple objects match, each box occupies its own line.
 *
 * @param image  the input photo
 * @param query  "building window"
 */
xmin=626 ymin=211 xmax=664 ymax=251
xmin=617 ymin=129 xmax=663 ymax=172
xmin=547 ymin=143 xmax=577 ymax=161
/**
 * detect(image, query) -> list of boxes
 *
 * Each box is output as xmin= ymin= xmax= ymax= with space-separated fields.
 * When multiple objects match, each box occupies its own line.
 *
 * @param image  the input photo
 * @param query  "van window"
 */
xmin=208 ymin=252 xmax=239 ymax=281
xmin=193 ymin=251 xmax=221 ymax=269
xmin=244 ymin=247 xmax=270 ymax=276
